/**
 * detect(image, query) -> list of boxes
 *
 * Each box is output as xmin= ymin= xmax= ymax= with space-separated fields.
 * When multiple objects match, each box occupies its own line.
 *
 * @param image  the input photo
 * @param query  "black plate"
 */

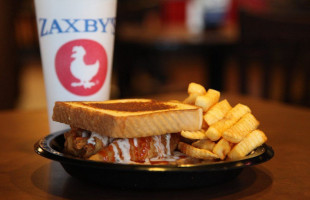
xmin=34 ymin=130 xmax=274 ymax=189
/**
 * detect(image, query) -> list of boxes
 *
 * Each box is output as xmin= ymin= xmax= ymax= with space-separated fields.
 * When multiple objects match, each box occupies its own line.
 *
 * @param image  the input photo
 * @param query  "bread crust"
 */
xmin=52 ymin=99 xmax=203 ymax=138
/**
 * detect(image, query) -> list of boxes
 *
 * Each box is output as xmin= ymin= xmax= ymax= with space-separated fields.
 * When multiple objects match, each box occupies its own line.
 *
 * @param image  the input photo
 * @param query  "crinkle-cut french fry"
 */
xmin=178 ymin=142 xmax=219 ymax=160
xmin=195 ymin=95 xmax=210 ymax=112
xmin=195 ymin=89 xmax=220 ymax=112
xmin=188 ymin=82 xmax=207 ymax=95
xmin=192 ymin=139 xmax=215 ymax=151
xmin=225 ymin=103 xmax=251 ymax=120
xmin=228 ymin=130 xmax=267 ymax=160
xmin=206 ymin=104 xmax=251 ymax=141
xmin=183 ymin=93 xmax=199 ymax=105
xmin=181 ymin=130 xmax=208 ymax=140
xmin=222 ymin=113 xmax=259 ymax=143
xmin=205 ymin=119 xmax=235 ymax=141
xmin=204 ymin=99 xmax=232 ymax=125
xmin=212 ymin=138 xmax=232 ymax=160
xmin=201 ymin=119 xmax=209 ymax=130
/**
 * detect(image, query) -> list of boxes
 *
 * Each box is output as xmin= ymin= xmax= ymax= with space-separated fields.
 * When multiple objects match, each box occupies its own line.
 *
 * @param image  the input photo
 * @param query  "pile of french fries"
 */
xmin=178 ymin=82 xmax=267 ymax=160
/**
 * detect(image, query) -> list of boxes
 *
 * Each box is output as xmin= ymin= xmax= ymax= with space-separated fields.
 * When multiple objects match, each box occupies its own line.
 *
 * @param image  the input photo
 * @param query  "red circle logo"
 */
xmin=55 ymin=39 xmax=108 ymax=96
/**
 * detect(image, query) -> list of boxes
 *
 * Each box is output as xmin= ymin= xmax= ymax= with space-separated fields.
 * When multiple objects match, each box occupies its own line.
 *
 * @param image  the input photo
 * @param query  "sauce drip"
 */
xmin=96 ymin=133 xmax=178 ymax=164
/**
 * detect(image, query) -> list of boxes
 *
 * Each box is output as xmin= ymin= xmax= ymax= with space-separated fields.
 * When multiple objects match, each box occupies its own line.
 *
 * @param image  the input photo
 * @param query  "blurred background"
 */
xmin=1 ymin=0 xmax=309 ymax=110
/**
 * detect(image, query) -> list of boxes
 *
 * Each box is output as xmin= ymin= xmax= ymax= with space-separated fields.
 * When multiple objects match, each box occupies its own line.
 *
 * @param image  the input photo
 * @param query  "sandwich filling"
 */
xmin=64 ymin=127 xmax=185 ymax=164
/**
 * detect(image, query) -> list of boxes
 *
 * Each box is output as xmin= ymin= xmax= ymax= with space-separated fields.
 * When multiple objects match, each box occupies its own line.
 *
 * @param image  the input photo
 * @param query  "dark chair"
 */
xmin=0 ymin=0 xmax=21 ymax=109
xmin=237 ymin=8 xmax=310 ymax=107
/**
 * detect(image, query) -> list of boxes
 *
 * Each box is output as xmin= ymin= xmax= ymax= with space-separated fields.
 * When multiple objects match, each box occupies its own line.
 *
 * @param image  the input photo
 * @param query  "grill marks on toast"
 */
xmin=69 ymin=99 xmax=197 ymax=115
xmin=82 ymin=100 xmax=177 ymax=112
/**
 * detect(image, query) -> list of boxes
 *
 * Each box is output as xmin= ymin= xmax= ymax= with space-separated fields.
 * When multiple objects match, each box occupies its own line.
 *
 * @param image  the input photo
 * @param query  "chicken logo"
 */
xmin=55 ymin=39 xmax=108 ymax=96
xmin=70 ymin=46 xmax=99 ymax=89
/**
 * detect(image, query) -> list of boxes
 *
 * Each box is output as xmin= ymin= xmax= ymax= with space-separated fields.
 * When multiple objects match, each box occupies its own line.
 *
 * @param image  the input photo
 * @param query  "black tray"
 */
xmin=34 ymin=130 xmax=274 ymax=189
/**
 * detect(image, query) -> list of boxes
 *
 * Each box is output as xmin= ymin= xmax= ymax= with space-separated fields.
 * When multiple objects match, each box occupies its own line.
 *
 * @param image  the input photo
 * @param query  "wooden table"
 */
xmin=1 ymin=93 xmax=310 ymax=199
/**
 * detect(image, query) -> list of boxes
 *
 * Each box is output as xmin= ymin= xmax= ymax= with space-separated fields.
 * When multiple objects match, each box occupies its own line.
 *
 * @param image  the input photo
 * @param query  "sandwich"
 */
xmin=52 ymin=83 xmax=268 ymax=164
xmin=52 ymin=99 xmax=203 ymax=164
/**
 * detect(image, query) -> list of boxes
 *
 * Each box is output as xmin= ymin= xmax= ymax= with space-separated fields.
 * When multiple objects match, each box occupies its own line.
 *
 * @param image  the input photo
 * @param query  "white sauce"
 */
xmin=133 ymin=138 xmax=138 ymax=147
xmin=81 ymin=131 xmax=89 ymax=138
xmin=165 ymin=134 xmax=171 ymax=156
xmin=111 ymin=143 xmax=121 ymax=162
xmin=85 ymin=131 xmax=179 ymax=164
xmin=87 ymin=132 xmax=109 ymax=146
xmin=152 ymin=135 xmax=166 ymax=158
xmin=148 ymin=151 xmax=184 ymax=163
xmin=115 ymin=139 xmax=131 ymax=162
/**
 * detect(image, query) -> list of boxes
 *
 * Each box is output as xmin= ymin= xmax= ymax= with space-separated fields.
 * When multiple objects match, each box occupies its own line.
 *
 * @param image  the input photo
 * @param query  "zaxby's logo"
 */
xmin=55 ymin=39 xmax=108 ymax=96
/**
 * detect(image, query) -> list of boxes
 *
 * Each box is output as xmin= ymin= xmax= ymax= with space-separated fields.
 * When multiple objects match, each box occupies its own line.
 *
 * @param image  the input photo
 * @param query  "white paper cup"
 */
xmin=34 ymin=0 xmax=117 ymax=133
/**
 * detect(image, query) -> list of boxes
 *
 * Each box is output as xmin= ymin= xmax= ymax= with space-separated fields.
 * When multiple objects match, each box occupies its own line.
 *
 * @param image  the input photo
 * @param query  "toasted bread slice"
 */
xmin=53 ymin=99 xmax=203 ymax=138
